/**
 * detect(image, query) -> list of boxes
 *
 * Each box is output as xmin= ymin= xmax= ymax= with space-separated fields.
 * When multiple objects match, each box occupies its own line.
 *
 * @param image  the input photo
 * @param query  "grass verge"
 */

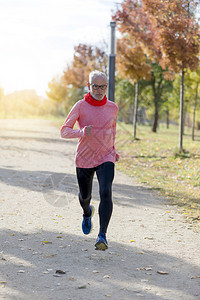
xmin=115 ymin=122 xmax=200 ymax=224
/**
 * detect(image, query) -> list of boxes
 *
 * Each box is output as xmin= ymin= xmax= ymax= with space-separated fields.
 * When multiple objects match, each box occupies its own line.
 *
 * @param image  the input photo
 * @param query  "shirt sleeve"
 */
xmin=113 ymin=106 xmax=119 ymax=161
xmin=60 ymin=101 xmax=86 ymax=139
xmin=112 ymin=106 xmax=118 ymax=142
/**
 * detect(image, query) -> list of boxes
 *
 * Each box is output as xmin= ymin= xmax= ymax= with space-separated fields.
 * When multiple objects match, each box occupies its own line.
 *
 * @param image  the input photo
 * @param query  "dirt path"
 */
xmin=0 ymin=119 xmax=200 ymax=300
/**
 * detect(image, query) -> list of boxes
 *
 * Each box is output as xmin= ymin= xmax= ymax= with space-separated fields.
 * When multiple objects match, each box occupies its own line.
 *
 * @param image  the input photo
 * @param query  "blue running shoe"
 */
xmin=95 ymin=233 xmax=108 ymax=251
xmin=82 ymin=205 xmax=95 ymax=235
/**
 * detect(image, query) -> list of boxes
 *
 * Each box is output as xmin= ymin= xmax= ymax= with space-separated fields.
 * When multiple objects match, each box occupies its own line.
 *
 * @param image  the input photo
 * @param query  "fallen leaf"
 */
xmin=42 ymin=241 xmax=52 ymax=245
xmin=157 ymin=271 xmax=169 ymax=275
xmin=130 ymin=240 xmax=135 ymax=242
xmin=191 ymin=275 xmax=200 ymax=279
xmin=17 ymin=270 xmax=25 ymax=273
xmin=44 ymin=254 xmax=56 ymax=258
xmin=93 ymin=270 xmax=99 ymax=273
xmin=68 ymin=277 xmax=75 ymax=281
xmin=78 ymin=285 xmax=87 ymax=289
xmin=56 ymin=270 xmax=66 ymax=274
xmin=57 ymin=236 xmax=62 ymax=238
xmin=103 ymin=274 xmax=110 ymax=278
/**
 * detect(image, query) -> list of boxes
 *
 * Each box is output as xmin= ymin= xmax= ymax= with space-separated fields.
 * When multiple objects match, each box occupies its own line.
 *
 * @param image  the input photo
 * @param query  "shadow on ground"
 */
xmin=0 ymin=229 xmax=200 ymax=300
xmin=0 ymin=167 xmax=166 ymax=210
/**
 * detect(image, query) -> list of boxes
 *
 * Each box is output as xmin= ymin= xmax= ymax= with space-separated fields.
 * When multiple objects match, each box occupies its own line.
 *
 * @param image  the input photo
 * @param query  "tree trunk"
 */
xmin=166 ymin=108 xmax=169 ymax=129
xmin=151 ymin=72 xmax=161 ymax=133
xmin=152 ymin=105 xmax=159 ymax=132
xmin=179 ymin=69 xmax=184 ymax=152
xmin=192 ymin=84 xmax=198 ymax=141
xmin=133 ymin=81 xmax=139 ymax=139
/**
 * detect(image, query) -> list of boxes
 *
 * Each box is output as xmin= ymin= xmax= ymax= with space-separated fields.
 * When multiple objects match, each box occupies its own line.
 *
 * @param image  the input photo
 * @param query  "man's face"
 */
xmin=88 ymin=75 xmax=108 ymax=101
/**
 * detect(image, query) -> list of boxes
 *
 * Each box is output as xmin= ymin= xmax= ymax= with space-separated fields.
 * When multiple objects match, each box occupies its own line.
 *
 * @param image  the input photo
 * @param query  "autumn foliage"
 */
xmin=117 ymin=37 xmax=152 ymax=83
xmin=114 ymin=0 xmax=200 ymax=74
xmin=63 ymin=43 xmax=108 ymax=89
xmin=142 ymin=0 xmax=200 ymax=72
xmin=114 ymin=0 xmax=162 ymax=63
xmin=113 ymin=0 xmax=200 ymax=146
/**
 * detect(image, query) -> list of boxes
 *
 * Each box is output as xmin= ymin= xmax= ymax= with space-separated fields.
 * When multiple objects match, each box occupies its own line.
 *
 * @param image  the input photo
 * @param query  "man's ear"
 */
xmin=87 ymin=82 xmax=90 ymax=90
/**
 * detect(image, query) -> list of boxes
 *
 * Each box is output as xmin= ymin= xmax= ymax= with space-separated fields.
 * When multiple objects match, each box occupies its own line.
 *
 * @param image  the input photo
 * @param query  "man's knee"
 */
xmin=79 ymin=192 xmax=91 ymax=203
xmin=99 ymin=188 xmax=112 ymax=202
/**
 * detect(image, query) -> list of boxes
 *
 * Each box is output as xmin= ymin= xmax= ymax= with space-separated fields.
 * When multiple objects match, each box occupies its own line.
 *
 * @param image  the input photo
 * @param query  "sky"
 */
xmin=0 ymin=0 xmax=122 ymax=97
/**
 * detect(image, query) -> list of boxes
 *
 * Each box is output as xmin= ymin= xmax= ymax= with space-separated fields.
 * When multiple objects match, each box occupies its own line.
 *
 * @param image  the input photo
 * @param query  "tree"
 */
xmin=182 ymin=68 xmax=200 ymax=140
xmin=46 ymin=75 xmax=68 ymax=103
xmin=63 ymin=43 xmax=108 ymax=91
xmin=115 ymin=76 xmax=136 ymax=123
xmin=116 ymin=36 xmax=151 ymax=138
xmin=113 ymin=0 xmax=173 ymax=133
xmin=142 ymin=0 xmax=200 ymax=151
xmin=2 ymin=90 xmax=41 ymax=117
xmin=138 ymin=63 xmax=173 ymax=129
xmin=189 ymin=70 xmax=200 ymax=141
xmin=46 ymin=43 xmax=108 ymax=115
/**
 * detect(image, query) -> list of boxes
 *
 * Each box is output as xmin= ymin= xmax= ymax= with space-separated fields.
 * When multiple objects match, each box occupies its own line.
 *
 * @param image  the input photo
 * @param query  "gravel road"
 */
xmin=0 ymin=119 xmax=199 ymax=300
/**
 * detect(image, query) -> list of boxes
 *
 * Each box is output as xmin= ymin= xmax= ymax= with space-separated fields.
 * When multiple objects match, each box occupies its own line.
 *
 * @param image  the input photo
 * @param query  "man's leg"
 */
xmin=76 ymin=167 xmax=95 ymax=217
xmin=96 ymin=162 xmax=114 ymax=234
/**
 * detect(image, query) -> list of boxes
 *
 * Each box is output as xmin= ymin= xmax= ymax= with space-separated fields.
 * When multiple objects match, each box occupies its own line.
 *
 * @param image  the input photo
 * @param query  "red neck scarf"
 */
xmin=84 ymin=92 xmax=107 ymax=106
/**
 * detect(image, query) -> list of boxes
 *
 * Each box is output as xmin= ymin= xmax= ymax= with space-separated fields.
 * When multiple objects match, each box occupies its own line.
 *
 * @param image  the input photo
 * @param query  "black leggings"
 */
xmin=76 ymin=162 xmax=114 ymax=234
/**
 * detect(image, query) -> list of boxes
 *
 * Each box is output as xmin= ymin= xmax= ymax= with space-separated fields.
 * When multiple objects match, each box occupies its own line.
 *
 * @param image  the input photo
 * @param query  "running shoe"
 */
xmin=82 ymin=205 xmax=95 ymax=235
xmin=95 ymin=233 xmax=108 ymax=250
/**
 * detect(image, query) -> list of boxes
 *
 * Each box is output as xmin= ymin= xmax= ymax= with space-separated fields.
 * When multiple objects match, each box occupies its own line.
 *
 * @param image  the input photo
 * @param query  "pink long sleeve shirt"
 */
xmin=60 ymin=99 xmax=118 ymax=168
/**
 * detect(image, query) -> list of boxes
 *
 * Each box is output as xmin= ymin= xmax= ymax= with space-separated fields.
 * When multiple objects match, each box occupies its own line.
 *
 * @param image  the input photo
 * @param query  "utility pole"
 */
xmin=108 ymin=21 xmax=116 ymax=102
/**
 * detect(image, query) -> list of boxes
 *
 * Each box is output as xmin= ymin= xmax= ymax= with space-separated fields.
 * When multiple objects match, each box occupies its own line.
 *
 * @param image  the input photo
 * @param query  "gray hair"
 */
xmin=89 ymin=70 xmax=107 ymax=83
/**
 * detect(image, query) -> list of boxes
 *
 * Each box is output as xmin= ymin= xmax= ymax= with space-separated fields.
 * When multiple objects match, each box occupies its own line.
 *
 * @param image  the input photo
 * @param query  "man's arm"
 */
xmin=60 ymin=101 xmax=92 ymax=139
xmin=60 ymin=102 xmax=86 ymax=139
xmin=113 ymin=108 xmax=119 ymax=161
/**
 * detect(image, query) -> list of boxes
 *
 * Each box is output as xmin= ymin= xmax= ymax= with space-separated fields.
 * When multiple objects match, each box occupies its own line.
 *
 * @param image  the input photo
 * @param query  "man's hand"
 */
xmin=85 ymin=125 xmax=93 ymax=136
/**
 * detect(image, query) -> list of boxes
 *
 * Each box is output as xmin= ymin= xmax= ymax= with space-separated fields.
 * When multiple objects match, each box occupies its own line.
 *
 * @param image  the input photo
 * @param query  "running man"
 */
xmin=60 ymin=70 xmax=119 ymax=250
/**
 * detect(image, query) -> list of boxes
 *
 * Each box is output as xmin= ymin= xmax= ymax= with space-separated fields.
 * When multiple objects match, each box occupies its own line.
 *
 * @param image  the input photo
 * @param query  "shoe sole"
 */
xmin=95 ymin=240 xmax=108 ymax=251
xmin=88 ymin=205 xmax=95 ymax=234
xmin=90 ymin=205 xmax=95 ymax=218
xmin=90 ymin=205 xmax=95 ymax=234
